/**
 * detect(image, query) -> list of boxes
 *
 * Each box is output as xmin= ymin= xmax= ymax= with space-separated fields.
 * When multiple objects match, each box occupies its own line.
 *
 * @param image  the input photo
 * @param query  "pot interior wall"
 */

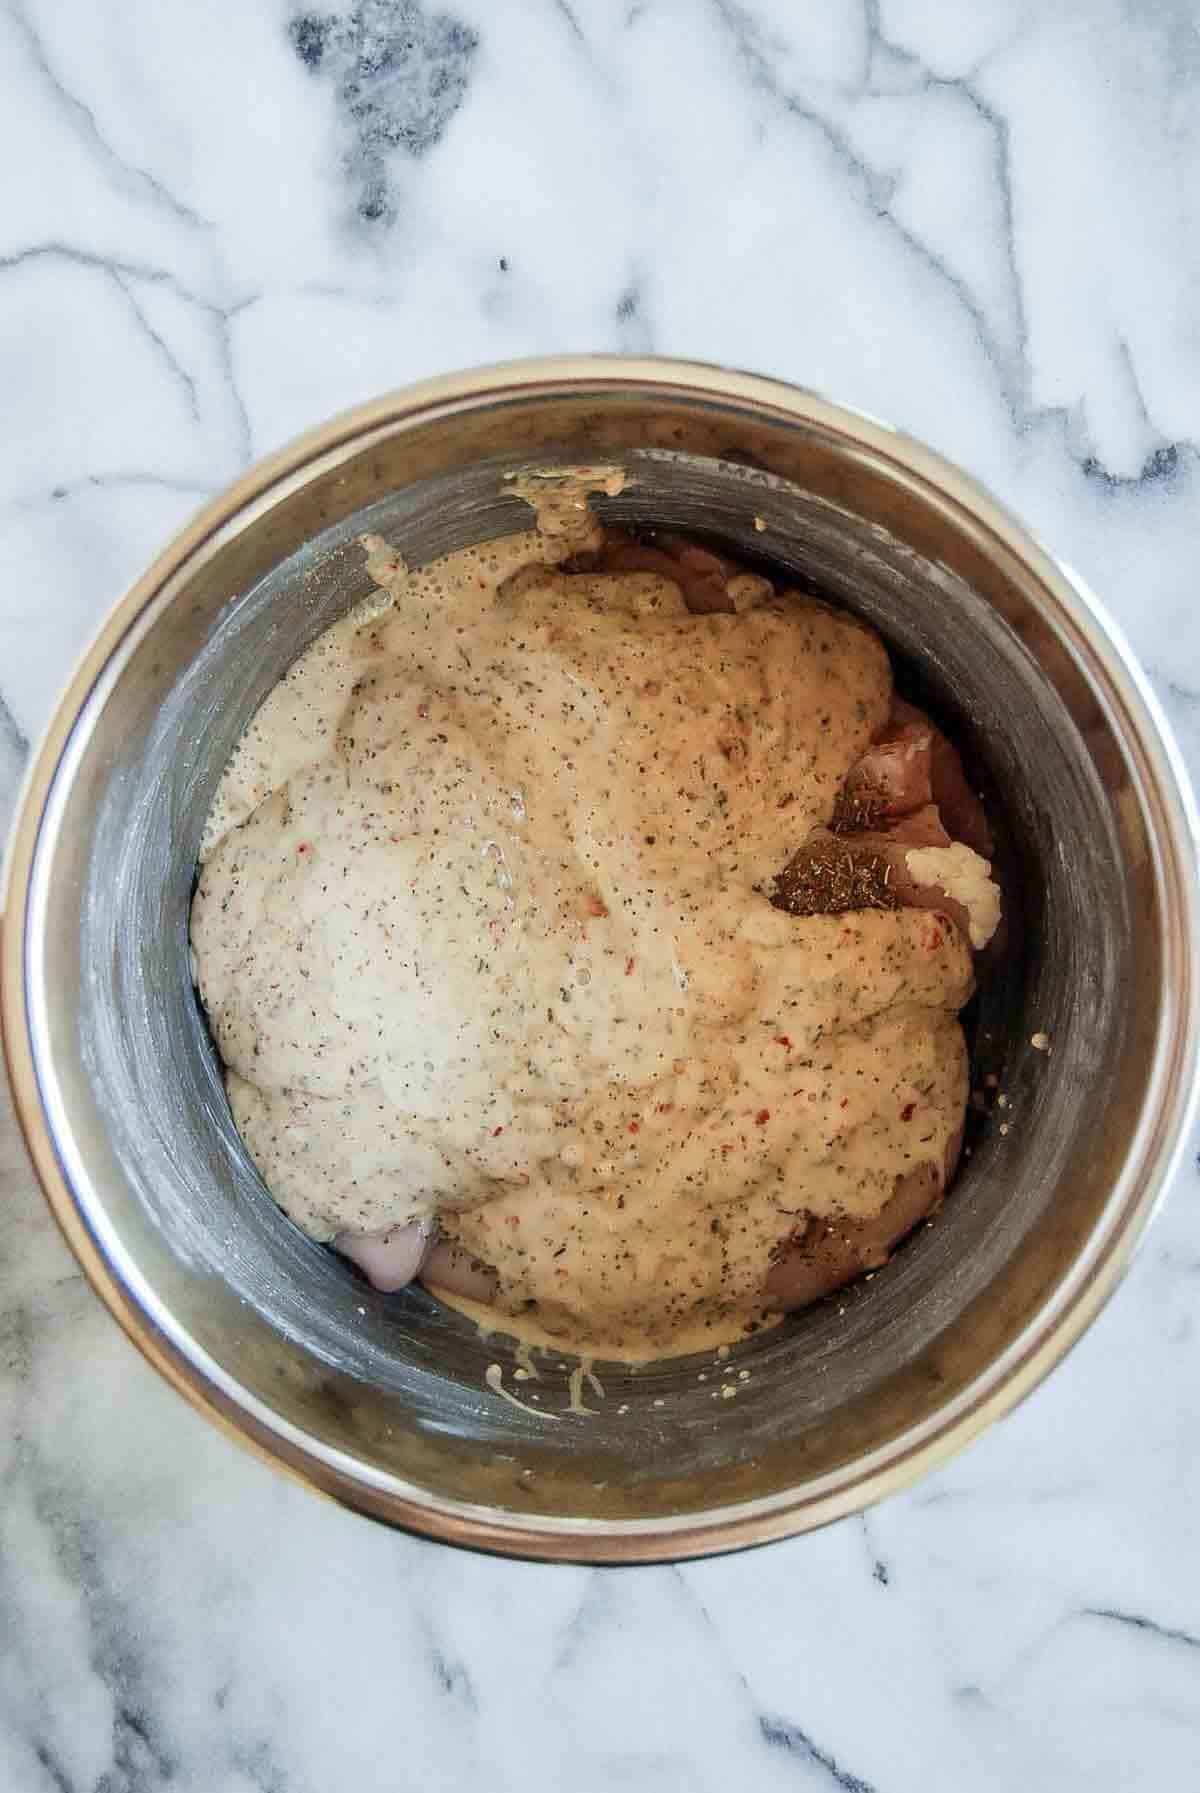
xmin=47 ymin=441 xmax=1134 ymax=1523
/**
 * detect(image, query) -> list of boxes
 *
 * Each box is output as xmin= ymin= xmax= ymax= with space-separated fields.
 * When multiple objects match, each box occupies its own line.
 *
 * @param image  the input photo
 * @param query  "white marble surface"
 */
xmin=2 ymin=1 xmax=1199 ymax=1786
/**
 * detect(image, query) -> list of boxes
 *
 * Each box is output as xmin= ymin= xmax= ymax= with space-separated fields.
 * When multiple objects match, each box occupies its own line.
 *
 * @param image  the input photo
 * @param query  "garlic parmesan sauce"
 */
xmin=192 ymin=488 xmax=971 ymax=1358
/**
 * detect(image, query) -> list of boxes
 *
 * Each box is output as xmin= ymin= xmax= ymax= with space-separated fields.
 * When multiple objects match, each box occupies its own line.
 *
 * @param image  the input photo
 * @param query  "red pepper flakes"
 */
xmin=656 ymin=1102 xmax=674 ymax=1114
xmin=755 ymin=1109 xmax=771 ymax=1126
xmin=417 ymin=703 xmax=429 ymax=719
xmin=900 ymin=1102 xmax=916 ymax=1121
xmin=297 ymin=842 xmax=310 ymax=853
xmin=506 ymin=1215 xmax=519 ymax=1227
xmin=585 ymin=895 xmax=609 ymax=918
xmin=628 ymin=1121 xmax=640 ymax=1134
xmin=923 ymin=925 xmax=942 ymax=951
xmin=774 ymin=1035 xmax=792 ymax=1049
xmin=624 ymin=956 xmax=636 ymax=976
xmin=492 ymin=1125 xmax=504 ymax=1137
xmin=840 ymin=1097 xmax=849 ymax=1109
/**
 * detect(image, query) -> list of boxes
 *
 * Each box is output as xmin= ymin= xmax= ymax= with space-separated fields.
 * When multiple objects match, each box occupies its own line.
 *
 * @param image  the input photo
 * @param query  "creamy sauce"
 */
xmin=425 ymin=1282 xmax=779 ymax=1365
xmin=566 ymin=1357 xmax=606 ymax=1415
xmin=504 ymin=465 xmax=627 ymax=551
xmin=193 ymin=513 xmax=973 ymax=1358
xmin=485 ymin=1361 xmax=556 ymax=1419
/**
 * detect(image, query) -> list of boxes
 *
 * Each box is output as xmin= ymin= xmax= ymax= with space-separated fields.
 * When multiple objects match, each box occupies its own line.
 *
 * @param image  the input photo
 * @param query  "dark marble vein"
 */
xmin=412 ymin=1591 xmax=480 ymax=1710
xmin=954 ymin=1682 xmax=988 ymax=1706
xmin=429 ymin=1643 xmax=478 ymax=1705
xmin=759 ymin=1713 xmax=879 ymax=1792
xmin=552 ymin=0 xmax=584 ymax=42
xmin=288 ymin=1 xmax=480 ymax=224
xmin=552 ymin=1568 xmax=614 ymax=1673
xmin=0 ymin=1304 xmax=34 ymax=1387
xmin=1081 ymin=442 xmax=1181 ymax=491
xmin=228 ymin=1736 xmax=293 ymax=1793
xmin=856 ymin=1512 xmax=891 ymax=1588
xmin=552 ymin=0 xmax=586 ymax=43
xmin=33 ymin=1741 xmax=75 ymax=1793
xmin=863 ymin=3 xmax=1195 ymax=489
xmin=674 ymin=1569 xmax=880 ymax=1792
xmin=862 ymin=0 xmax=1030 ymax=398
xmin=615 ymin=279 xmax=653 ymax=352
xmin=715 ymin=0 xmax=1196 ymax=488
xmin=0 ymin=239 xmax=201 ymax=293
xmin=7 ymin=1465 xmax=179 ymax=1788
xmin=111 ymin=1699 xmax=177 ymax=1785
xmin=1073 ymin=337 xmax=1181 ymax=488
xmin=212 ymin=300 xmax=256 ymax=464
xmin=109 ymin=271 xmax=201 ymax=424
xmin=0 ymin=687 xmax=30 ymax=756
xmin=0 ymin=688 xmax=30 ymax=832
xmin=1115 ymin=334 xmax=1160 ymax=440
xmin=9 ymin=0 xmax=211 ymax=229
xmin=1083 ymin=1605 xmax=1200 ymax=1651
xmin=712 ymin=0 xmax=1026 ymax=419
xmin=0 ymin=242 xmax=255 ymax=465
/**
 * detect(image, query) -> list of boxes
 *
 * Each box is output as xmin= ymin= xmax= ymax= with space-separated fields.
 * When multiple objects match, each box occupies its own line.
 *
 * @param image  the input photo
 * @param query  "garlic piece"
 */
xmin=905 ymin=843 xmax=1002 ymax=950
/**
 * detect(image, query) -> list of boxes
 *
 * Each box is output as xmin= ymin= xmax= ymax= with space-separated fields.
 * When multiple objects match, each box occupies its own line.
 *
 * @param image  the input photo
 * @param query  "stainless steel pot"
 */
xmin=4 ymin=357 xmax=1197 ymax=1562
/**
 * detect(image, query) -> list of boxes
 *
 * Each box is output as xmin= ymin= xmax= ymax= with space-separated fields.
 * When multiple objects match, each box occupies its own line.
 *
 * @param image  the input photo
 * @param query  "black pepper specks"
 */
xmin=193 ymin=521 xmax=978 ymax=1354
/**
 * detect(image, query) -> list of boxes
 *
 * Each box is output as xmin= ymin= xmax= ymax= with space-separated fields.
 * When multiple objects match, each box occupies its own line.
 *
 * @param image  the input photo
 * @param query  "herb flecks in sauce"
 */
xmin=192 ymin=511 xmax=974 ymax=1358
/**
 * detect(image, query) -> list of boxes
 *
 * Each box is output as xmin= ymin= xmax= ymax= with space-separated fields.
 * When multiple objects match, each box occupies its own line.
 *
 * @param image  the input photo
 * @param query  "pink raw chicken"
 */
xmin=335 ymin=1222 xmax=432 ymax=1292
xmin=846 ymin=697 xmax=993 ymax=856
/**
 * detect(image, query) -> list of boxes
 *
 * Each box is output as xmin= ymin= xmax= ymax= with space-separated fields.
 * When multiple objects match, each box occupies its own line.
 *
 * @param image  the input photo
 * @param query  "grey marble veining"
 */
xmin=2 ymin=1 xmax=1199 ymax=1787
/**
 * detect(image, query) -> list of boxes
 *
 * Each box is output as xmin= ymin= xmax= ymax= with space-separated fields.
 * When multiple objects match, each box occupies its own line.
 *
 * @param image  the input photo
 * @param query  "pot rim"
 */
xmin=4 ymin=354 xmax=1198 ymax=1562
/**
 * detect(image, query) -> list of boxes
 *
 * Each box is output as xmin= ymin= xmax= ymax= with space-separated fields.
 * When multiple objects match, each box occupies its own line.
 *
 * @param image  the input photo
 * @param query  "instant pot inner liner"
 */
xmin=72 ymin=450 xmax=1127 ymax=1520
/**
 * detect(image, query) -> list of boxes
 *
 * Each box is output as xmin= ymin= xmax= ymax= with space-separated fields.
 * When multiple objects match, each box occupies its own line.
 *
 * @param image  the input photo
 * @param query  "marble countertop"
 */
xmin=3 ymin=2 xmax=1199 ymax=1787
